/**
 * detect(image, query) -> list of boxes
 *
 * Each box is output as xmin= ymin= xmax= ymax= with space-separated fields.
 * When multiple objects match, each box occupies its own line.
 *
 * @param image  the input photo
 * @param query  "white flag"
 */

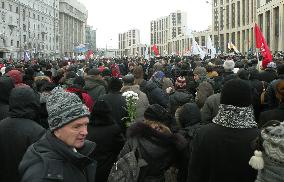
xmin=144 ymin=45 xmax=149 ymax=60
xmin=207 ymin=36 xmax=216 ymax=58
xmin=192 ymin=39 xmax=205 ymax=60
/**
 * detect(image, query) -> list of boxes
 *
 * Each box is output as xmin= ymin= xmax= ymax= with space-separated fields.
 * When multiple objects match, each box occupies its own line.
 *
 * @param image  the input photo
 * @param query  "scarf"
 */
xmin=212 ymin=104 xmax=257 ymax=129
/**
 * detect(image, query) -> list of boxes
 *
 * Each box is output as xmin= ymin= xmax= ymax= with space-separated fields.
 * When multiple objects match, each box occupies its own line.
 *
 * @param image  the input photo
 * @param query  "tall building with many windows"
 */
xmin=118 ymin=29 xmax=144 ymax=57
xmin=211 ymin=0 xmax=284 ymax=53
xmin=85 ymin=25 xmax=96 ymax=52
xmin=257 ymin=0 xmax=284 ymax=52
xmin=150 ymin=10 xmax=188 ymax=56
xmin=0 ymin=0 xmax=59 ymax=59
xmin=59 ymin=0 xmax=87 ymax=58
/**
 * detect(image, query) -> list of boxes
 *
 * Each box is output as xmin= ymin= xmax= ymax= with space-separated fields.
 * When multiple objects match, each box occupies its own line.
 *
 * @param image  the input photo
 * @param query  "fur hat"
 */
xmin=220 ymin=79 xmax=252 ymax=107
xmin=175 ymin=76 xmax=186 ymax=90
xmin=109 ymin=77 xmax=123 ymax=92
xmin=122 ymin=74 xmax=134 ymax=85
xmin=46 ymin=87 xmax=90 ymax=131
xmin=144 ymin=104 xmax=170 ymax=125
xmin=88 ymin=68 xmax=100 ymax=76
xmin=193 ymin=67 xmax=207 ymax=76
xmin=223 ymin=59 xmax=235 ymax=71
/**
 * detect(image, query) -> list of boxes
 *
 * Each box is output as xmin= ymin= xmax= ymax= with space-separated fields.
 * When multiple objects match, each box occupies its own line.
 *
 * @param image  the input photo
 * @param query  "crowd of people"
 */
xmin=0 ymin=52 xmax=284 ymax=182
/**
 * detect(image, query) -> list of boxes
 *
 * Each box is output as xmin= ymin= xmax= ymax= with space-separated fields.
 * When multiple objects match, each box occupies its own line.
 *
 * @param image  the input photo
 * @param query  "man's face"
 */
xmin=193 ymin=74 xmax=199 ymax=81
xmin=54 ymin=117 xmax=89 ymax=149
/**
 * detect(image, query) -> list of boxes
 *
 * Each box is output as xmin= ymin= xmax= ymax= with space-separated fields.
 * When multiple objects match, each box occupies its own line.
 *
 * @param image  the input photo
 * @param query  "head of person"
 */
xmin=276 ymin=80 xmax=284 ymax=103
xmin=223 ymin=59 xmax=235 ymax=72
xmin=122 ymin=74 xmax=135 ymax=86
xmin=108 ymin=77 xmax=123 ymax=92
xmin=193 ymin=66 xmax=207 ymax=81
xmin=144 ymin=104 xmax=171 ymax=134
xmin=46 ymin=87 xmax=90 ymax=148
xmin=87 ymin=68 xmax=101 ymax=78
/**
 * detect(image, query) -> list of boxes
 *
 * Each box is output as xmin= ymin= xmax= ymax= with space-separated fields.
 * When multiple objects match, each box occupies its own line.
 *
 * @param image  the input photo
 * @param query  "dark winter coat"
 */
xmin=0 ymin=76 xmax=14 ymax=121
xmin=0 ymin=87 xmax=45 ymax=182
xmin=19 ymin=131 xmax=97 ymax=182
xmin=259 ymin=103 xmax=284 ymax=127
xmin=84 ymin=76 xmax=107 ymax=102
xmin=118 ymin=122 xmax=187 ymax=182
xmin=87 ymin=116 xmax=124 ymax=182
xmin=144 ymin=81 xmax=169 ymax=108
xmin=201 ymin=93 xmax=221 ymax=124
xmin=266 ymin=75 xmax=284 ymax=109
xmin=258 ymin=68 xmax=278 ymax=83
xmin=188 ymin=123 xmax=259 ymax=182
xmin=169 ymin=91 xmax=193 ymax=116
xmin=195 ymin=81 xmax=214 ymax=109
xmin=99 ymin=91 xmax=128 ymax=132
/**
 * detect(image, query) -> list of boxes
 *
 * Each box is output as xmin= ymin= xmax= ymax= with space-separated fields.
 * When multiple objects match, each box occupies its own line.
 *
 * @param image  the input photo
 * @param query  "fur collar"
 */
xmin=127 ymin=122 xmax=187 ymax=151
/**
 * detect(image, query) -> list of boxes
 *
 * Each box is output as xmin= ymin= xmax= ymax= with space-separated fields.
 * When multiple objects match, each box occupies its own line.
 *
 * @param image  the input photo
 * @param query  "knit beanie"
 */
xmin=220 ymin=79 xmax=252 ymax=107
xmin=193 ymin=67 xmax=207 ymax=76
xmin=46 ymin=87 xmax=90 ymax=131
xmin=223 ymin=59 xmax=235 ymax=71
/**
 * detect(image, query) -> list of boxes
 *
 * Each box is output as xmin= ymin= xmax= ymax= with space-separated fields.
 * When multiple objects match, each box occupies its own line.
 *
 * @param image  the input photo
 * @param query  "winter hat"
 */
xmin=193 ymin=67 xmax=207 ymax=76
xmin=46 ymin=87 xmax=90 ymax=131
xmin=249 ymin=121 xmax=284 ymax=170
xmin=122 ymin=74 xmax=135 ymax=85
xmin=220 ymin=79 xmax=252 ymax=107
xmin=88 ymin=68 xmax=100 ymax=76
xmin=92 ymin=99 xmax=112 ymax=115
xmin=144 ymin=104 xmax=170 ymax=124
xmin=6 ymin=70 xmax=23 ymax=84
xmin=109 ymin=77 xmax=123 ymax=92
xmin=223 ymin=59 xmax=235 ymax=71
xmin=175 ymin=76 xmax=186 ymax=89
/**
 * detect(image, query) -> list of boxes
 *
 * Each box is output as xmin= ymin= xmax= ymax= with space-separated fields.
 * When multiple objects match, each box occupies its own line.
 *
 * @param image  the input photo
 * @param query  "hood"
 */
xmin=144 ymin=81 xmax=158 ymax=91
xmin=179 ymin=103 xmax=201 ymax=127
xmin=6 ymin=69 xmax=23 ymax=84
xmin=120 ymin=85 xmax=140 ymax=93
xmin=9 ymin=87 xmax=40 ymax=120
xmin=0 ymin=76 xmax=14 ymax=104
xmin=84 ymin=76 xmax=107 ymax=90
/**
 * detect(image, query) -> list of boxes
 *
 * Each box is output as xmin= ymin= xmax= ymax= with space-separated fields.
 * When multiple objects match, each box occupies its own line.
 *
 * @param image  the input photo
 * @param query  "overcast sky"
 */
xmin=77 ymin=0 xmax=212 ymax=49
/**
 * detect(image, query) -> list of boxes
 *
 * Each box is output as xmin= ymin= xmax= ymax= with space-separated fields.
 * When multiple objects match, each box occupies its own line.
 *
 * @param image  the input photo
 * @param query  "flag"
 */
xmin=192 ymin=39 xmax=205 ymax=60
xmin=24 ymin=51 xmax=30 ymax=62
xmin=254 ymin=23 xmax=272 ymax=68
xmin=228 ymin=42 xmax=240 ymax=54
xmin=151 ymin=44 xmax=159 ymax=56
xmin=144 ymin=45 xmax=149 ymax=60
xmin=206 ymin=36 xmax=216 ymax=58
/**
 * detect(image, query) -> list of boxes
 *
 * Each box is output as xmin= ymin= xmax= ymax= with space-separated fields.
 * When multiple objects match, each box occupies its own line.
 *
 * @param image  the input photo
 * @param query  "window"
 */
xmin=9 ymin=4 xmax=12 ymax=11
xmin=23 ymin=35 xmax=26 ymax=43
xmin=1 ymin=2 xmax=4 ymax=9
xmin=11 ymin=40 xmax=13 ymax=46
xmin=17 ymin=41 xmax=19 ymax=48
xmin=16 ymin=7 xmax=19 ymax=13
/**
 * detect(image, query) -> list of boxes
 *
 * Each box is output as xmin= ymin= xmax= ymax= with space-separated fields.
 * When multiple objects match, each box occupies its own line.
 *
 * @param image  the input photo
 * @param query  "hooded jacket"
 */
xmin=19 ymin=131 xmax=97 ymax=182
xmin=0 ymin=76 xmax=14 ymax=120
xmin=84 ymin=76 xmax=107 ymax=102
xmin=118 ymin=122 xmax=187 ymax=182
xmin=0 ymin=87 xmax=45 ymax=182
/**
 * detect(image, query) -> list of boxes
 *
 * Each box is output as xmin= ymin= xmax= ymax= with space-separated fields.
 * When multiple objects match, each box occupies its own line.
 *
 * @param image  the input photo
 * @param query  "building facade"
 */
xmin=150 ymin=10 xmax=188 ymax=56
xmin=59 ymin=0 xmax=87 ymax=58
xmin=211 ymin=0 xmax=284 ymax=54
xmin=0 ymin=0 xmax=59 ymax=59
xmin=85 ymin=25 xmax=96 ymax=52
xmin=118 ymin=29 xmax=142 ymax=57
xmin=256 ymin=0 xmax=284 ymax=52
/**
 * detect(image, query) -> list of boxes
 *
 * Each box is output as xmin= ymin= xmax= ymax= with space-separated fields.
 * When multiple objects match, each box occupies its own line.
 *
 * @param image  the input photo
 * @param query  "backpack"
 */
xmin=108 ymin=138 xmax=147 ymax=182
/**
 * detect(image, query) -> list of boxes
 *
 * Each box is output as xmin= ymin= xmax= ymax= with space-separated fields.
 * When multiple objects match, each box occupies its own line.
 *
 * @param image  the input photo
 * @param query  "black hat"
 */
xmin=220 ymin=79 xmax=252 ymax=107
xmin=144 ymin=104 xmax=170 ymax=124
xmin=122 ymin=74 xmax=134 ymax=84
xmin=109 ymin=77 xmax=123 ymax=92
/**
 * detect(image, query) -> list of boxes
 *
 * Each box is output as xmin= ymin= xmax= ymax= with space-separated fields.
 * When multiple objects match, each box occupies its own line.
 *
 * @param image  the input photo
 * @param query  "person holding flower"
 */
xmin=121 ymin=74 xmax=149 ymax=124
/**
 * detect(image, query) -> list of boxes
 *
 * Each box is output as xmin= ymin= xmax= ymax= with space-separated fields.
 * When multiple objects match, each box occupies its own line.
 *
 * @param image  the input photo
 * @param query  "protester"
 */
xmin=19 ymin=87 xmax=96 ymax=182
xmin=0 ymin=76 xmax=14 ymax=121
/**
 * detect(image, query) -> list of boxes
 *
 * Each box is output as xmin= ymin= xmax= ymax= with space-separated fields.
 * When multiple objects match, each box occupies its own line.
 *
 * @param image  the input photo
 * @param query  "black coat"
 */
xmin=258 ymin=68 xmax=278 ymax=83
xmin=119 ymin=122 xmax=187 ymax=182
xmin=259 ymin=103 xmax=284 ymax=127
xmin=98 ymin=92 xmax=128 ymax=132
xmin=84 ymin=76 xmax=107 ymax=102
xmin=87 ymin=116 xmax=124 ymax=182
xmin=266 ymin=75 xmax=284 ymax=109
xmin=0 ymin=87 xmax=45 ymax=182
xmin=0 ymin=76 xmax=14 ymax=121
xmin=188 ymin=123 xmax=259 ymax=182
xmin=144 ymin=81 xmax=169 ymax=108
xmin=19 ymin=131 xmax=97 ymax=182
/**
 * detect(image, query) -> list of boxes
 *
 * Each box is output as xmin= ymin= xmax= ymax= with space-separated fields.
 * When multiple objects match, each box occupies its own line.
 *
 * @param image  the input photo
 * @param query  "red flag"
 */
xmin=151 ymin=44 xmax=159 ymax=56
xmin=254 ymin=23 xmax=272 ymax=68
